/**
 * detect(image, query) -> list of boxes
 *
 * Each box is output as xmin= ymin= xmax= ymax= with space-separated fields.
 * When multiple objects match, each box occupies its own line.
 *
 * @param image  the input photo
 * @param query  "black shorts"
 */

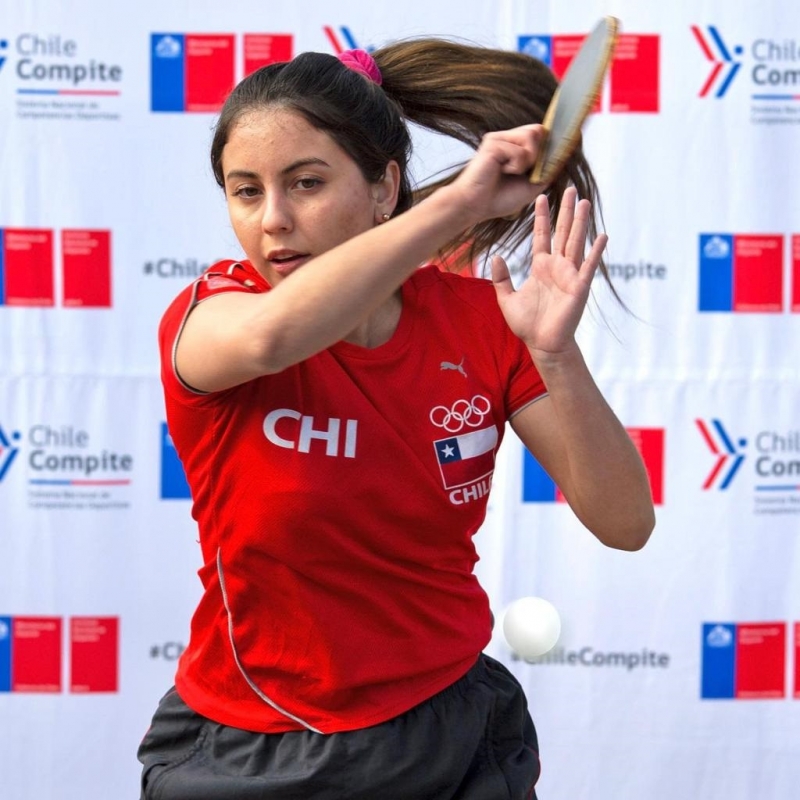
xmin=138 ymin=654 xmax=540 ymax=800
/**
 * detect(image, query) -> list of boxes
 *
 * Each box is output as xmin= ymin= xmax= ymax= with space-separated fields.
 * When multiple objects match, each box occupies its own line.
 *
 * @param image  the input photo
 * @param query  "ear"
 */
xmin=371 ymin=160 xmax=401 ymax=223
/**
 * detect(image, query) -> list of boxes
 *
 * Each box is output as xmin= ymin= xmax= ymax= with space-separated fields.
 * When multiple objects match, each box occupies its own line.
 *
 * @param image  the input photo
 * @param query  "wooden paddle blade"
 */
xmin=530 ymin=16 xmax=619 ymax=185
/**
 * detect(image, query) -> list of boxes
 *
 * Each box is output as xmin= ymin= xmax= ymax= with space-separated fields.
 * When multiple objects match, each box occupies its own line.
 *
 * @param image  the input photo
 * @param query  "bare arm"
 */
xmin=495 ymin=189 xmax=655 ymax=550
xmin=511 ymin=366 xmax=655 ymax=550
xmin=177 ymin=126 xmax=546 ymax=393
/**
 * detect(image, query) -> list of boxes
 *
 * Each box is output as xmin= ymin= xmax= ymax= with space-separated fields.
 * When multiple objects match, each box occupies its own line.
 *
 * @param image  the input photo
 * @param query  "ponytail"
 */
xmin=374 ymin=39 xmax=606 ymax=280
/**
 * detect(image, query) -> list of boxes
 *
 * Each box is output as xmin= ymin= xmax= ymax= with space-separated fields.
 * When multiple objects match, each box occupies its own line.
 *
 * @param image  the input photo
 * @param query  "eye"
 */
xmin=230 ymin=185 xmax=261 ymax=199
xmin=295 ymin=177 xmax=322 ymax=190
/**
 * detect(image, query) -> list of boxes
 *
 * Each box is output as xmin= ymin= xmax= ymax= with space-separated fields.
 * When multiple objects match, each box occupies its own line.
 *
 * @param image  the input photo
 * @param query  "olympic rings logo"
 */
xmin=429 ymin=395 xmax=492 ymax=433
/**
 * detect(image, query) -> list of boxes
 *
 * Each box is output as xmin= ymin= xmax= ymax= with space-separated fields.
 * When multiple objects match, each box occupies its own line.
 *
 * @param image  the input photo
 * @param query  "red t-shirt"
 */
xmin=159 ymin=260 xmax=547 ymax=734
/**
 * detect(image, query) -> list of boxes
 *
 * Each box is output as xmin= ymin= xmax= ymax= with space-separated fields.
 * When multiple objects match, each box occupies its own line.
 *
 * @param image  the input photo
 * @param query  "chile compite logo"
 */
xmin=323 ymin=26 xmax=372 ymax=54
xmin=696 ymin=419 xmax=747 ymax=489
xmin=0 ymin=39 xmax=8 ymax=74
xmin=691 ymin=25 xmax=744 ymax=97
xmin=0 ymin=425 xmax=22 ymax=481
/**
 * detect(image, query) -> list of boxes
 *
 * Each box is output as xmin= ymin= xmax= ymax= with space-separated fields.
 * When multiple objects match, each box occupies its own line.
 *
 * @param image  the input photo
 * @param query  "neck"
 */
xmin=343 ymin=290 xmax=402 ymax=348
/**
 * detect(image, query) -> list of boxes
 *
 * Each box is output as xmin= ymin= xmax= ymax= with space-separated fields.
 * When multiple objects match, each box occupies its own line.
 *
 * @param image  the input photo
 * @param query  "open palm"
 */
xmin=492 ymin=187 xmax=608 ymax=358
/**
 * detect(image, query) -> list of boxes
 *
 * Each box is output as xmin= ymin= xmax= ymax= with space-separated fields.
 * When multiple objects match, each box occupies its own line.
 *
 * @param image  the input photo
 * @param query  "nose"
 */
xmin=260 ymin=189 xmax=293 ymax=234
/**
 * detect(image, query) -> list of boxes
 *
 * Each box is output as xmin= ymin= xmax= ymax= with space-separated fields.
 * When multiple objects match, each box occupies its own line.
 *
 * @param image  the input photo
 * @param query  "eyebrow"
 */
xmin=225 ymin=158 xmax=332 ymax=183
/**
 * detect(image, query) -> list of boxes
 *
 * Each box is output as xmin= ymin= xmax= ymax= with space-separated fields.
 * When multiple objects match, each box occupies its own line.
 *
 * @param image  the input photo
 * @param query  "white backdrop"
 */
xmin=1 ymin=1 xmax=798 ymax=798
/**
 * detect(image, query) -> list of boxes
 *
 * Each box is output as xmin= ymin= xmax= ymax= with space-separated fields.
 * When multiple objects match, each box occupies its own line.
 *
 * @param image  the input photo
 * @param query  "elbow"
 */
xmin=588 ymin=505 xmax=656 ymax=552
xmin=605 ymin=509 xmax=656 ymax=552
xmin=613 ymin=525 xmax=654 ymax=552
xmin=240 ymin=319 xmax=292 ymax=376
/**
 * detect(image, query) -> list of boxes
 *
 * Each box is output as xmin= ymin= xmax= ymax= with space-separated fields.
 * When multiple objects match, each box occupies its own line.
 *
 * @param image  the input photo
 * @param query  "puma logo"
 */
xmin=440 ymin=358 xmax=467 ymax=378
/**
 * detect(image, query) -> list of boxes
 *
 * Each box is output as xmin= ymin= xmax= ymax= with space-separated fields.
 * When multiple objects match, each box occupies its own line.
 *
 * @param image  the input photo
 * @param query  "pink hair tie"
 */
xmin=337 ymin=49 xmax=383 ymax=86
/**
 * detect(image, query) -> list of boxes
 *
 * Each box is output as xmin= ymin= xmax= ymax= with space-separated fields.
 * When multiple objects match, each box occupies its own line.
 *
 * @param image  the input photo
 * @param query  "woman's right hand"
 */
xmin=450 ymin=124 xmax=547 ymax=224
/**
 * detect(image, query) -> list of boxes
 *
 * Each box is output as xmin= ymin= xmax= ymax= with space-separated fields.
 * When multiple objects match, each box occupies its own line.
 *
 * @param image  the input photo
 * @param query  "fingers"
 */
xmin=580 ymin=232 xmax=609 ymax=280
xmin=532 ymin=194 xmax=551 ymax=257
xmin=564 ymin=197 xmax=591 ymax=266
xmin=490 ymin=255 xmax=514 ymax=298
xmin=534 ymin=186 xmax=606 ymax=271
xmin=480 ymin=125 xmax=545 ymax=175
xmin=552 ymin=187 xmax=576 ymax=255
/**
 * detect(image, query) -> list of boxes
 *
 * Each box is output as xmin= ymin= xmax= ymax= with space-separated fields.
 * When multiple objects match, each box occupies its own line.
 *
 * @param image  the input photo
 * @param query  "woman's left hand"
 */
xmin=491 ymin=187 xmax=608 ymax=361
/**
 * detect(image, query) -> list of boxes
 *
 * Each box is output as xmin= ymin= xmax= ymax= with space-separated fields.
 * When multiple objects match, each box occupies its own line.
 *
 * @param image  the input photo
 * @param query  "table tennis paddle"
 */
xmin=530 ymin=16 xmax=619 ymax=185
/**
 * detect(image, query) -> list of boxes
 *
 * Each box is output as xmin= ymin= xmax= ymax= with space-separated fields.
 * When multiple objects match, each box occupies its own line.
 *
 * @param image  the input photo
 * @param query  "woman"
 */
xmin=139 ymin=42 xmax=655 ymax=799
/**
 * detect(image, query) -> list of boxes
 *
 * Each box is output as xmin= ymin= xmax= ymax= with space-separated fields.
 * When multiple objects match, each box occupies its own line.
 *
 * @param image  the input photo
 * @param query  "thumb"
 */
xmin=491 ymin=255 xmax=514 ymax=300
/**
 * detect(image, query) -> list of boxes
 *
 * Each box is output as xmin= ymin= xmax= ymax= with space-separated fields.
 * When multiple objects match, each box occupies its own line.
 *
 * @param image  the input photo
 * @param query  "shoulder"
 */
xmin=196 ymin=259 xmax=270 ymax=300
xmin=158 ymin=259 xmax=269 ymax=344
xmin=163 ymin=259 xmax=268 ymax=315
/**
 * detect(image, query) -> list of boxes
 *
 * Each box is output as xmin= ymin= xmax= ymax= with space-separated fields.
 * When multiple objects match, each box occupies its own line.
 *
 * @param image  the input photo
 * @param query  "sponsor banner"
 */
xmin=601 ymin=258 xmax=668 ymax=284
xmin=148 ymin=640 xmax=186 ymax=661
xmin=696 ymin=418 xmax=800 ymax=515
xmin=62 ymin=230 xmax=112 ymax=308
xmin=608 ymin=34 xmax=660 ymax=113
xmin=793 ymin=236 xmax=800 ymax=312
xmin=696 ymin=419 xmax=747 ymax=490
xmin=150 ymin=32 xmax=294 ymax=113
xmin=0 ymin=422 xmax=135 ymax=511
xmin=512 ymin=644 xmax=671 ymax=671
xmin=0 ymin=228 xmax=54 ymax=307
xmin=691 ymin=24 xmax=800 ymax=125
xmin=0 ymin=424 xmax=22 ymax=481
xmin=0 ymin=228 xmax=111 ymax=308
xmin=3 ymin=32 xmax=123 ymax=121
xmin=699 ymin=234 xmax=783 ymax=313
xmin=795 ymin=623 xmax=800 ymax=699
xmin=0 ymin=616 xmax=62 ymax=693
xmin=143 ymin=257 xmax=211 ymax=280
xmin=69 ymin=617 xmax=119 ymax=693
xmin=322 ymin=25 xmax=369 ymax=54
xmin=243 ymin=34 xmax=293 ymax=74
xmin=151 ymin=33 xmax=235 ymax=113
xmin=0 ymin=616 xmax=119 ymax=694
xmin=517 ymin=32 xmax=659 ymax=113
xmin=701 ymin=622 xmax=786 ymax=699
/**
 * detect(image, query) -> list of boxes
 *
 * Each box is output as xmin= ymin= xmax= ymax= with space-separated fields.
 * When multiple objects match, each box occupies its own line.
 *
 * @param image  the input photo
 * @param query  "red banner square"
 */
xmin=794 ymin=622 xmax=800 ymax=699
xmin=70 ymin=616 xmax=119 ymax=693
xmin=3 ymin=229 xmax=54 ymax=306
xmin=610 ymin=34 xmax=660 ymax=113
xmin=244 ymin=34 xmax=293 ymax=75
xmin=62 ymin=229 xmax=112 ymax=308
xmin=733 ymin=235 xmax=783 ymax=312
xmin=735 ymin=622 xmax=785 ymax=699
xmin=550 ymin=35 xmax=585 ymax=79
xmin=627 ymin=427 xmax=665 ymax=505
xmin=12 ymin=617 xmax=62 ymax=692
xmin=791 ymin=235 xmax=800 ymax=313
xmin=185 ymin=34 xmax=235 ymax=113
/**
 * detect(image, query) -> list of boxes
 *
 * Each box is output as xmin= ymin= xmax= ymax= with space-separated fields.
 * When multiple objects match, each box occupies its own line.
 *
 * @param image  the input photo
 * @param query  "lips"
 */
xmin=266 ymin=250 xmax=310 ymax=277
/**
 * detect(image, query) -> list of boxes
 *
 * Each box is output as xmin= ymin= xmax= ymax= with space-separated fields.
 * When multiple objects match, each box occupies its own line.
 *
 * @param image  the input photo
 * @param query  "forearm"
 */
xmin=531 ymin=344 xmax=655 ymax=550
xmin=248 ymin=186 xmax=474 ymax=372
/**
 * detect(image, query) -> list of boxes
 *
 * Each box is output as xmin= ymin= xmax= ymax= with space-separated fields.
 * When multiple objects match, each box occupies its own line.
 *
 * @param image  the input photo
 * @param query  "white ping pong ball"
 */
xmin=502 ymin=596 xmax=561 ymax=659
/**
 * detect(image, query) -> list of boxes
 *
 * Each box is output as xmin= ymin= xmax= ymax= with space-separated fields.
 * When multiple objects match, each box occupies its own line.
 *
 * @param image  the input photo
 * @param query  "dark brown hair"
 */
xmin=210 ymin=38 xmax=607 ymax=280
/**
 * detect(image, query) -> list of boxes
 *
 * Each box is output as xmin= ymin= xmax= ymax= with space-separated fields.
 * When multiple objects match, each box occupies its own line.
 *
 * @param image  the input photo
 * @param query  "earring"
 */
xmin=381 ymin=213 xmax=391 ymax=222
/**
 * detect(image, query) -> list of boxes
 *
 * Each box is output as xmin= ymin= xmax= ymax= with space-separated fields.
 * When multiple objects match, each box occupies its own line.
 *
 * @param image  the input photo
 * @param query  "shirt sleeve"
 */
xmin=158 ymin=261 xmax=268 ymax=405
xmin=494 ymin=298 xmax=548 ymax=418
